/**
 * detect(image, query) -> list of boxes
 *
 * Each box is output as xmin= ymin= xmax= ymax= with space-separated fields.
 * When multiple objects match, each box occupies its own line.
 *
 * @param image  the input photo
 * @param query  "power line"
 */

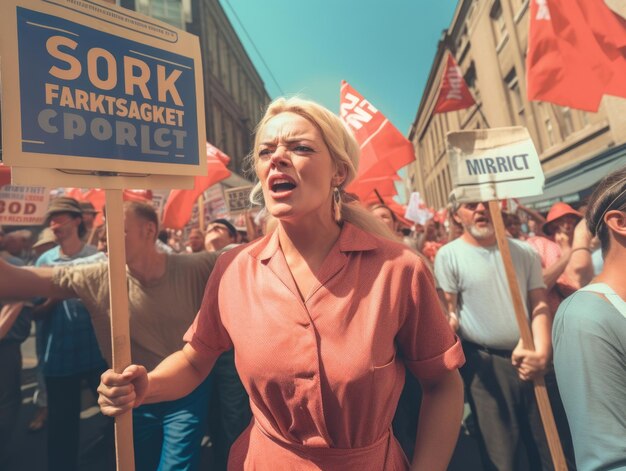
xmin=223 ymin=0 xmax=285 ymax=96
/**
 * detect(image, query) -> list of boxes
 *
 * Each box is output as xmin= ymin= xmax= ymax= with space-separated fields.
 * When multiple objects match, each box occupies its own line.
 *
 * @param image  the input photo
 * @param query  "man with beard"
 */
xmin=434 ymin=200 xmax=554 ymax=470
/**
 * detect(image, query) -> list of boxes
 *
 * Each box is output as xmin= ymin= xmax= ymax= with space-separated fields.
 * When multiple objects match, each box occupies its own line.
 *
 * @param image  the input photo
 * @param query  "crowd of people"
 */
xmin=0 ymin=97 xmax=624 ymax=471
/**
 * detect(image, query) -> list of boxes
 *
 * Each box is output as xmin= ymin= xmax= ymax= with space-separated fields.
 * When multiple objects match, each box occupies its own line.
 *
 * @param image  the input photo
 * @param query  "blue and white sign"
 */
xmin=1 ymin=0 xmax=206 ymax=186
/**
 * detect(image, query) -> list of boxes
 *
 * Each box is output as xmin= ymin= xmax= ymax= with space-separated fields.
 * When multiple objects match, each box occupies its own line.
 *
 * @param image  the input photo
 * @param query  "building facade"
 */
xmin=408 ymin=0 xmax=626 ymax=211
xmin=121 ymin=0 xmax=271 ymax=177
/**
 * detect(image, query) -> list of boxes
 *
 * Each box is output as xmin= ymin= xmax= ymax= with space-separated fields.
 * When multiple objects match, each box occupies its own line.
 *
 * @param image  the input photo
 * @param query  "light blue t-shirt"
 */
xmin=434 ymin=237 xmax=545 ymax=350
xmin=553 ymin=284 xmax=626 ymax=471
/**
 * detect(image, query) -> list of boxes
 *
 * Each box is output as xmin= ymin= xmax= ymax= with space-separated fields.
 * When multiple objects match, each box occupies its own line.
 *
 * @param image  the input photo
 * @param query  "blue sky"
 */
xmin=220 ymin=0 xmax=458 ymax=135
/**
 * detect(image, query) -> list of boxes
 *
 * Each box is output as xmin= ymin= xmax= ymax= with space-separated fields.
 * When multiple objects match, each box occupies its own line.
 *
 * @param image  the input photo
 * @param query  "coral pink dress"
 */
xmin=185 ymin=223 xmax=464 ymax=470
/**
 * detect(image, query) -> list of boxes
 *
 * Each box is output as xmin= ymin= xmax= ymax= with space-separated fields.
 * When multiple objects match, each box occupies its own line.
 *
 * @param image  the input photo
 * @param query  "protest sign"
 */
xmin=225 ymin=186 xmax=253 ymax=215
xmin=447 ymin=127 xmax=544 ymax=203
xmin=0 ymin=2 xmax=208 ymax=468
xmin=0 ymin=0 xmax=205 ymax=188
xmin=0 ymin=185 xmax=50 ymax=225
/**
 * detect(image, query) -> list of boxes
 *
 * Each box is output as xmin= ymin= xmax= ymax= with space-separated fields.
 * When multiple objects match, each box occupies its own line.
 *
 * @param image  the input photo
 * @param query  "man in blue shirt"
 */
xmin=34 ymin=197 xmax=108 ymax=471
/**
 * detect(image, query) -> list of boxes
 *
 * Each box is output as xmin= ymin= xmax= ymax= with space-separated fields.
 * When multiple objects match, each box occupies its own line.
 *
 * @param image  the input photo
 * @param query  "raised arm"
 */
xmin=0 ymin=258 xmax=70 ymax=300
xmin=564 ymin=219 xmax=595 ymax=287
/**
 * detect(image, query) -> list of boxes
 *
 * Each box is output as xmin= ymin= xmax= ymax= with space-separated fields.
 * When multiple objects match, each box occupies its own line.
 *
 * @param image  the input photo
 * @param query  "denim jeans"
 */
xmin=133 ymin=376 xmax=211 ymax=471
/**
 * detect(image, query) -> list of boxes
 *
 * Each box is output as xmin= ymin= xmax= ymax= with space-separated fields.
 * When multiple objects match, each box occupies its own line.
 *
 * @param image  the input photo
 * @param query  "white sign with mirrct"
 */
xmin=447 ymin=126 xmax=545 ymax=203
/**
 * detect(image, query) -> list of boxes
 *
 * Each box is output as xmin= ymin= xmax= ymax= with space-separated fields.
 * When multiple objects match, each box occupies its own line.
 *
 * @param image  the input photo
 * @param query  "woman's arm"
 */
xmin=411 ymin=369 xmax=464 ymax=471
xmin=98 ymin=342 xmax=219 ymax=416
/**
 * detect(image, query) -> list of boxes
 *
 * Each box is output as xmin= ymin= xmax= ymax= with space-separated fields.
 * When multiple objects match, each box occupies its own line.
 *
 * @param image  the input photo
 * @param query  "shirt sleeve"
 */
xmin=51 ymin=263 xmax=107 ymax=301
xmin=527 ymin=247 xmax=546 ymax=290
xmin=397 ymin=258 xmax=465 ymax=379
xmin=183 ymin=255 xmax=233 ymax=356
xmin=433 ymin=246 xmax=458 ymax=294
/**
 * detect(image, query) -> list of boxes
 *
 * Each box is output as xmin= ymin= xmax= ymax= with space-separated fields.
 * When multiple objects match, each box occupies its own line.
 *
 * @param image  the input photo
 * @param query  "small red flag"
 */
xmin=527 ymin=0 xmax=626 ymax=112
xmin=432 ymin=54 xmax=476 ymax=114
xmin=161 ymin=142 xmax=231 ymax=230
xmin=0 ymin=164 xmax=11 ymax=187
xmin=340 ymin=81 xmax=414 ymax=200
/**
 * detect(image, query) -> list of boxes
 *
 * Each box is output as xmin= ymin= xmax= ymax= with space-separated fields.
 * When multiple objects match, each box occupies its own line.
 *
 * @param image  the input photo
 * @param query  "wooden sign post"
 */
xmin=0 ymin=1 xmax=206 ymax=468
xmin=447 ymin=127 xmax=567 ymax=470
xmin=105 ymin=189 xmax=135 ymax=470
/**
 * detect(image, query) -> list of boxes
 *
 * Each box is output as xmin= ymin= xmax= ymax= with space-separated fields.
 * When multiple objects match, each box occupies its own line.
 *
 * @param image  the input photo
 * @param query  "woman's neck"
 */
xmin=278 ymin=216 xmax=341 ymax=265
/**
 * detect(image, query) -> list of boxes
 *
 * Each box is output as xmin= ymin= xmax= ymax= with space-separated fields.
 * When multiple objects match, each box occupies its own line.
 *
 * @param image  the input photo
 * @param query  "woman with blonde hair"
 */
xmin=97 ymin=97 xmax=465 ymax=470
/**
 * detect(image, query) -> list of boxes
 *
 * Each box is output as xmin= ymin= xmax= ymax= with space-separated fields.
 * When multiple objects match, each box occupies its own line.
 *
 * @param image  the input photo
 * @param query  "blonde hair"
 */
xmin=248 ymin=96 xmax=398 ymax=242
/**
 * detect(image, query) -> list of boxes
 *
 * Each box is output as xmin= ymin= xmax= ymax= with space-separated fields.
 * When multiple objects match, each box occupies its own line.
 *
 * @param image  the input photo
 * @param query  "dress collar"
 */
xmin=249 ymin=222 xmax=379 ymax=262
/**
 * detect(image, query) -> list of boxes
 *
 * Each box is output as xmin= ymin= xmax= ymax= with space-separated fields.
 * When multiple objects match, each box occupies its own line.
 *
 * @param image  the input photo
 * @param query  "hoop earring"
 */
xmin=333 ymin=187 xmax=342 ymax=223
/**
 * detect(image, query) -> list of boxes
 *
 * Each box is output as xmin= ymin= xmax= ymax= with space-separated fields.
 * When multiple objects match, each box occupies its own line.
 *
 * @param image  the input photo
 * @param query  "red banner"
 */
xmin=433 ymin=54 xmax=475 ymax=114
xmin=527 ymin=0 xmax=626 ymax=112
xmin=161 ymin=142 xmax=231 ymax=230
xmin=340 ymin=81 xmax=414 ymax=200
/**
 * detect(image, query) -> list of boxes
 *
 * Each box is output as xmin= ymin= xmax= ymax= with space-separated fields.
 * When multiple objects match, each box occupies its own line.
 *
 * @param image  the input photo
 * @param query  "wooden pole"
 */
xmin=198 ymin=193 xmax=205 ymax=232
xmin=105 ymin=189 xmax=135 ymax=471
xmin=488 ymin=200 xmax=567 ymax=470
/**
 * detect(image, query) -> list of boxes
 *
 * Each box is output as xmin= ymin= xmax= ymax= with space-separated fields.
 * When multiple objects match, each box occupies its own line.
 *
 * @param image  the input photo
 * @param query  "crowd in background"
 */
xmin=0 ymin=141 xmax=624 ymax=470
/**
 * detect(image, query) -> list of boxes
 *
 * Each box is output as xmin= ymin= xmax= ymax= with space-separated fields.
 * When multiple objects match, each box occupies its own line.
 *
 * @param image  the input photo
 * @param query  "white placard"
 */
xmin=447 ymin=127 xmax=545 ymax=203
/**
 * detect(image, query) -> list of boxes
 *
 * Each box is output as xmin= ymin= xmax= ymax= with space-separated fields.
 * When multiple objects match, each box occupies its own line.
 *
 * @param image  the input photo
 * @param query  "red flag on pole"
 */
xmin=161 ymin=142 xmax=231 ymax=230
xmin=432 ymin=54 xmax=476 ymax=114
xmin=340 ymin=81 xmax=414 ymax=200
xmin=527 ymin=0 xmax=626 ymax=112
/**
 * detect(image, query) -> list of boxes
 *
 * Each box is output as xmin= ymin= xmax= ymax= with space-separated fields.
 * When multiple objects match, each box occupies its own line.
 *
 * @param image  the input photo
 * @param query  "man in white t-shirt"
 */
xmin=434 ymin=200 xmax=553 ymax=470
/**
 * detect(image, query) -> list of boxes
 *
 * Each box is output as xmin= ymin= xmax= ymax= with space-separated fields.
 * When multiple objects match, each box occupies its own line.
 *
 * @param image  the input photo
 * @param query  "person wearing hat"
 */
xmin=33 ymin=197 xmax=108 ymax=471
xmin=527 ymin=202 xmax=594 ymax=315
xmin=204 ymin=218 xmax=238 ymax=252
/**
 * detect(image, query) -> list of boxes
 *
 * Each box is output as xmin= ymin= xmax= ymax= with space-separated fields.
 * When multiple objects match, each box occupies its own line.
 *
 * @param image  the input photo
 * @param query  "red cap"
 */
xmin=542 ymin=202 xmax=582 ymax=235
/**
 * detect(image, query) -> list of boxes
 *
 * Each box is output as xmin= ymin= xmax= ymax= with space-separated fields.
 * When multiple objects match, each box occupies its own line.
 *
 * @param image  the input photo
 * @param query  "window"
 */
xmin=490 ymin=1 xmax=508 ymax=49
xmin=505 ymin=69 xmax=525 ymax=125
xmin=464 ymin=61 xmax=479 ymax=103
xmin=559 ymin=107 xmax=575 ymax=137
xmin=221 ymin=44 xmax=231 ymax=90
xmin=137 ymin=0 xmax=184 ymax=29
xmin=213 ymin=104 xmax=222 ymax=149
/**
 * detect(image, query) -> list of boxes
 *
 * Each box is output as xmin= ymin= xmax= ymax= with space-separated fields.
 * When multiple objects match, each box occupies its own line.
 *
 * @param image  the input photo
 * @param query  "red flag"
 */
xmin=527 ymin=0 xmax=626 ymax=112
xmin=349 ymin=174 xmax=399 ymax=201
xmin=0 ymin=164 xmax=12 ymax=187
xmin=432 ymin=54 xmax=476 ymax=114
xmin=161 ymin=142 xmax=231 ymax=230
xmin=340 ymin=81 xmax=414 ymax=200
